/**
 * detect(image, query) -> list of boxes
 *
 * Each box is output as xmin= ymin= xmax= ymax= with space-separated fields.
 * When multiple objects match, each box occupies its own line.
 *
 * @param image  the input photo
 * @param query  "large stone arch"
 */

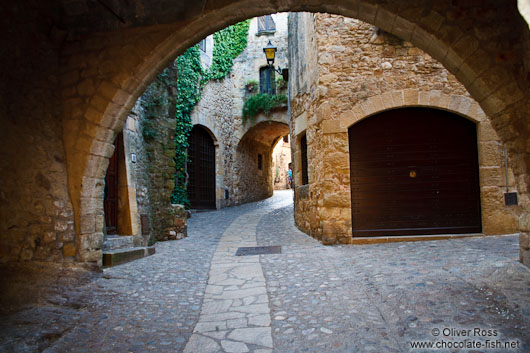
xmin=58 ymin=1 xmax=530 ymax=264
xmin=235 ymin=110 xmax=290 ymax=143
xmin=335 ymin=90 xmax=521 ymax=237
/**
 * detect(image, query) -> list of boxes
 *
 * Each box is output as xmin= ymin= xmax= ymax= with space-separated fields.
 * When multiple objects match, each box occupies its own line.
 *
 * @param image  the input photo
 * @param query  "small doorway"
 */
xmin=348 ymin=108 xmax=482 ymax=236
xmin=187 ymin=125 xmax=216 ymax=209
xmin=104 ymin=132 xmax=123 ymax=234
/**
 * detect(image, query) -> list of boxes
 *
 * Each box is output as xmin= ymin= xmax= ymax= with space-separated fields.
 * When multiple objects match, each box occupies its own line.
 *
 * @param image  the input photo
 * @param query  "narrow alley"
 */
xmin=1 ymin=191 xmax=530 ymax=352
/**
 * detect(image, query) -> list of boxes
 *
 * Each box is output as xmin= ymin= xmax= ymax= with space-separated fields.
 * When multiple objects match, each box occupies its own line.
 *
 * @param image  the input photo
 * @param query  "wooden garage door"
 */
xmin=348 ymin=108 xmax=482 ymax=236
xmin=188 ymin=125 xmax=216 ymax=209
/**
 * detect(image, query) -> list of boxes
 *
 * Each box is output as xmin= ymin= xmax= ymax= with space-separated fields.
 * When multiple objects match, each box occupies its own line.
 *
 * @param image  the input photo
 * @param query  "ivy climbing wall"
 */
xmin=190 ymin=14 xmax=290 ymax=207
xmin=171 ymin=20 xmax=251 ymax=208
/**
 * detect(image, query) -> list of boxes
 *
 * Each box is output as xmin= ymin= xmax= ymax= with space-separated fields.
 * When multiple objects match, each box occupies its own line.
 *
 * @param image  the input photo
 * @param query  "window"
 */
xmin=259 ymin=66 xmax=276 ymax=95
xmin=257 ymin=15 xmax=276 ymax=33
xmin=258 ymin=154 xmax=263 ymax=170
xmin=300 ymin=134 xmax=308 ymax=185
xmin=199 ymin=39 xmax=206 ymax=52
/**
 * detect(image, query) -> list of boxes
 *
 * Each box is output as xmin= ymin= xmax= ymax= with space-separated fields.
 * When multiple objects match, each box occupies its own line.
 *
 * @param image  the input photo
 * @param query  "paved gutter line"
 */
xmin=184 ymin=210 xmax=273 ymax=353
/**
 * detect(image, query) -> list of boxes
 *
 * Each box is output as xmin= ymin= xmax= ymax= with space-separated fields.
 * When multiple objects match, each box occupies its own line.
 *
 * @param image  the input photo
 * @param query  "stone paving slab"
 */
xmin=184 ymin=207 xmax=275 ymax=353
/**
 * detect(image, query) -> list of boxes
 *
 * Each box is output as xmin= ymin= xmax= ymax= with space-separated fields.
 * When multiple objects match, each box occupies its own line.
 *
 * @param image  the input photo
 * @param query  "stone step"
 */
xmin=103 ymin=235 xmax=135 ymax=251
xmin=103 ymin=246 xmax=156 ymax=268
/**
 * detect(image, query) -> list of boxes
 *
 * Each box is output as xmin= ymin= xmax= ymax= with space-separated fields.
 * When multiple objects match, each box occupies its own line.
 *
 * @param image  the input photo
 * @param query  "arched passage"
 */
xmin=3 ymin=1 xmax=530 ymax=266
xmin=235 ymin=121 xmax=289 ymax=204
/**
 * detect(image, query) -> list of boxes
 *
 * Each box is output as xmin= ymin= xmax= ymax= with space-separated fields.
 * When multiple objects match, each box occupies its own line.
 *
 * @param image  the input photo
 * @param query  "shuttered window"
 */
xmin=257 ymin=15 xmax=276 ymax=33
xmin=259 ymin=66 xmax=276 ymax=95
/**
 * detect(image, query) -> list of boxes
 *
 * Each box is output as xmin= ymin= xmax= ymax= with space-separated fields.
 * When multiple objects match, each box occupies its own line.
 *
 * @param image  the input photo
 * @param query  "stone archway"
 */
xmin=55 ymin=1 xmax=530 ymax=265
xmin=293 ymin=89 xmax=521 ymax=243
xmin=234 ymin=120 xmax=290 ymax=204
xmin=341 ymin=91 xmax=520 ymax=237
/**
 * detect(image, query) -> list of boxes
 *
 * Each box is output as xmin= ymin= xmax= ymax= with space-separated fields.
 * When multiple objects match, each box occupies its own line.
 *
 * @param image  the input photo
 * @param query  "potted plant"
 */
xmin=276 ymin=76 xmax=287 ymax=91
xmin=245 ymin=80 xmax=258 ymax=93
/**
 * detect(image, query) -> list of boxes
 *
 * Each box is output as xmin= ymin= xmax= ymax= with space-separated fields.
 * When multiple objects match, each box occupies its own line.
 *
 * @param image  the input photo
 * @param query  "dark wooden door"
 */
xmin=349 ymin=108 xmax=482 ymax=236
xmin=188 ymin=126 xmax=216 ymax=209
xmin=104 ymin=133 xmax=121 ymax=234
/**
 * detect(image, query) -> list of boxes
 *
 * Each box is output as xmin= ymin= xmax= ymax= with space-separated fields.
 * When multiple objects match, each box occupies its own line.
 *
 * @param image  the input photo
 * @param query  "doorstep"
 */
xmin=103 ymin=246 xmax=156 ymax=267
xmin=350 ymin=233 xmax=483 ymax=245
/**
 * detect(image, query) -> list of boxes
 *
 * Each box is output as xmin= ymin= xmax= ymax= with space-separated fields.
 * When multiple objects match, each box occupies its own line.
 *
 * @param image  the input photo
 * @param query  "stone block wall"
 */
xmin=235 ymin=139 xmax=274 ymax=204
xmin=289 ymin=13 xmax=521 ymax=244
xmin=191 ymin=77 xmax=237 ymax=209
xmin=124 ymin=63 xmax=187 ymax=243
xmin=0 ymin=4 xmax=78 ymax=264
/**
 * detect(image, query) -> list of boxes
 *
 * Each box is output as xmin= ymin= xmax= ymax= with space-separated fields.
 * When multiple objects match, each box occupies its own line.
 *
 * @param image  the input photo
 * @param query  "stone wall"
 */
xmin=191 ymin=76 xmax=236 ymax=208
xmin=288 ymin=13 xmax=322 ymax=241
xmin=289 ymin=13 xmax=521 ymax=244
xmin=0 ymin=3 xmax=77 ymax=264
xmin=236 ymin=139 xmax=273 ymax=204
xmin=124 ymin=63 xmax=187 ymax=242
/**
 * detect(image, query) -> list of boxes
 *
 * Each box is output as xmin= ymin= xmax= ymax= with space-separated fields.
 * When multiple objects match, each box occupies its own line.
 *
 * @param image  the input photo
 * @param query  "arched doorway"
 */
xmin=187 ymin=125 xmax=216 ymax=209
xmin=349 ymin=107 xmax=482 ymax=236
xmin=104 ymin=132 xmax=123 ymax=234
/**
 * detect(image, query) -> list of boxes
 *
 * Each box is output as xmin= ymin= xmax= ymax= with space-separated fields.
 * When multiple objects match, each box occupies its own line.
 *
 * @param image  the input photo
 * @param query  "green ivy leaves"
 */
xmin=242 ymin=93 xmax=288 ymax=122
xmin=171 ymin=20 xmax=251 ymax=207
xmin=206 ymin=20 xmax=251 ymax=81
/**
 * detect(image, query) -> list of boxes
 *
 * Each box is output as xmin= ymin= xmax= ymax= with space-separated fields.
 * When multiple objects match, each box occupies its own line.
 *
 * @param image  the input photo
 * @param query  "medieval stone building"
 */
xmin=2 ymin=1 xmax=530 ymax=272
xmin=189 ymin=13 xmax=290 ymax=209
xmin=97 ymin=63 xmax=189 ymax=265
xmin=95 ymin=14 xmax=291 ymax=265
xmin=289 ymin=13 xmax=521 ymax=245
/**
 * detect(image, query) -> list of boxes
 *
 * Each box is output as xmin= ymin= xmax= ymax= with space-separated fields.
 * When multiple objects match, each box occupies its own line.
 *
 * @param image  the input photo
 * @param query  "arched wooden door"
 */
xmin=348 ymin=108 xmax=482 ymax=236
xmin=187 ymin=125 xmax=216 ymax=209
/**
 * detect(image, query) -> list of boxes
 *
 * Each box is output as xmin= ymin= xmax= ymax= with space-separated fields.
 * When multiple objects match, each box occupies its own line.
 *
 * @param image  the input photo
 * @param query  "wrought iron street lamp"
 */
xmin=263 ymin=40 xmax=288 ymax=81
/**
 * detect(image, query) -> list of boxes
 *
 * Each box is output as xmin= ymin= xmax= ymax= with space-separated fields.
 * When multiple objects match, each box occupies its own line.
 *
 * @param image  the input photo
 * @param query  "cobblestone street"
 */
xmin=2 ymin=190 xmax=530 ymax=352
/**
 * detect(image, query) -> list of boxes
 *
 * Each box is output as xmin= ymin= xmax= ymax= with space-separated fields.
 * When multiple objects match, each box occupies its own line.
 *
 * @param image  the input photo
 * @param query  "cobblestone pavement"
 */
xmin=258 ymin=192 xmax=530 ymax=352
xmin=0 ymin=205 xmax=243 ymax=353
xmin=1 ymin=190 xmax=530 ymax=352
